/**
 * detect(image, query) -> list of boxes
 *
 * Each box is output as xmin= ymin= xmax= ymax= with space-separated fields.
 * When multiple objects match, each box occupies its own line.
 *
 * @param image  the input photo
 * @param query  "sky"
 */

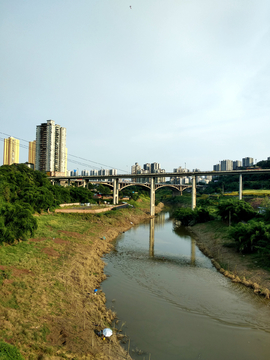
xmin=1 ymin=0 xmax=270 ymax=173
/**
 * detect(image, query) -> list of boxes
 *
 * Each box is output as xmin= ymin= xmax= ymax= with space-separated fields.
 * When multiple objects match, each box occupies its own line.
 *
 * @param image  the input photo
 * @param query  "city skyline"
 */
xmin=1 ymin=129 xmax=269 ymax=174
xmin=1 ymin=1 xmax=270 ymax=172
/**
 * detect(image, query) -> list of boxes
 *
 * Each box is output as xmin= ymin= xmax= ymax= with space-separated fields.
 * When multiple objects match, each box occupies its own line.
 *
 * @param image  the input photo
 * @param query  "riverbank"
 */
xmin=191 ymin=221 xmax=270 ymax=299
xmin=0 ymin=199 xmax=163 ymax=360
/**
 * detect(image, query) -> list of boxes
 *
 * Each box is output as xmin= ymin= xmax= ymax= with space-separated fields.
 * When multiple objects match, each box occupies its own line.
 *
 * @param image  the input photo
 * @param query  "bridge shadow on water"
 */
xmin=149 ymin=216 xmax=197 ymax=267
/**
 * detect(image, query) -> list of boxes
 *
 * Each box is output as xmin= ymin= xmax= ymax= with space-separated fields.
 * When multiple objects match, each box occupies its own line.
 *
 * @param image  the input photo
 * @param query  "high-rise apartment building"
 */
xmin=233 ymin=160 xmax=241 ymax=170
xmin=151 ymin=162 xmax=160 ymax=173
xmin=242 ymin=157 xmax=253 ymax=167
xmin=213 ymin=164 xmax=221 ymax=171
xmin=35 ymin=120 xmax=67 ymax=174
xmin=3 ymin=137 xmax=19 ymax=165
xmin=221 ymin=160 xmax=233 ymax=171
xmin=28 ymin=141 xmax=36 ymax=167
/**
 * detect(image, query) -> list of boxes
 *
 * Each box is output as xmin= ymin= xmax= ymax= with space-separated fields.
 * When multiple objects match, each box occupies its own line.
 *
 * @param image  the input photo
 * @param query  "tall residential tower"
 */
xmin=35 ymin=120 xmax=67 ymax=174
xmin=3 ymin=137 xmax=19 ymax=165
xmin=28 ymin=140 xmax=36 ymax=167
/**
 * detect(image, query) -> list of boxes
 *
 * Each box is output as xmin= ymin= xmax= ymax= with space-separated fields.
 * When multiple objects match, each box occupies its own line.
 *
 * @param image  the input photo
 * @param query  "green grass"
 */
xmin=0 ymin=341 xmax=25 ymax=360
xmin=0 ymin=195 xmax=151 ymax=359
xmin=226 ymin=190 xmax=270 ymax=196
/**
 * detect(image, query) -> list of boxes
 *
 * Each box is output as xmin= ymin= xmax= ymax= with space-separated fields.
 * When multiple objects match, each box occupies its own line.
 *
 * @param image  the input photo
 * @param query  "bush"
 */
xmin=173 ymin=206 xmax=214 ymax=226
xmin=0 ymin=341 xmax=25 ymax=360
xmin=0 ymin=203 xmax=38 ymax=244
xmin=196 ymin=207 xmax=215 ymax=223
xmin=229 ymin=221 xmax=270 ymax=253
xmin=173 ymin=208 xmax=195 ymax=226
xmin=217 ymin=199 xmax=256 ymax=223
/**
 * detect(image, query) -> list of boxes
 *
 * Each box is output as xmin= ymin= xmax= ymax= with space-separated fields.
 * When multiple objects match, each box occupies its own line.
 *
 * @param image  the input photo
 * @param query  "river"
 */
xmin=101 ymin=211 xmax=270 ymax=360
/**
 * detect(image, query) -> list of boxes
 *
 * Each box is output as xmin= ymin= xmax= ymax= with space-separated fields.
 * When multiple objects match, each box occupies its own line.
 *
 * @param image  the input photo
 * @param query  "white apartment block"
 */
xmin=36 ymin=120 xmax=67 ymax=174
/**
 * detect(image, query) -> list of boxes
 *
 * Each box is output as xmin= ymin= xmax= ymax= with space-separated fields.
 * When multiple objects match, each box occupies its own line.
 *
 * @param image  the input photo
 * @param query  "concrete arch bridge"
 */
xmin=88 ymin=181 xmax=191 ymax=194
xmin=49 ymin=169 xmax=270 ymax=216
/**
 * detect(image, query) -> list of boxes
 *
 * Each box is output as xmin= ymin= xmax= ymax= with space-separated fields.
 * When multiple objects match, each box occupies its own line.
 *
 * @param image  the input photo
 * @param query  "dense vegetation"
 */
xmin=0 ymin=164 xmax=96 ymax=245
xmin=172 ymin=193 xmax=270 ymax=265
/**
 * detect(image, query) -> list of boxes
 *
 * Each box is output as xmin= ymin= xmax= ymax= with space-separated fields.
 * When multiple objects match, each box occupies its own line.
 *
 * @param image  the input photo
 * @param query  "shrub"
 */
xmin=0 ymin=203 xmax=38 ymax=244
xmin=217 ymin=199 xmax=256 ymax=223
xmin=0 ymin=341 xmax=25 ymax=360
xmin=173 ymin=208 xmax=195 ymax=226
xmin=229 ymin=221 xmax=270 ymax=253
xmin=173 ymin=207 xmax=214 ymax=226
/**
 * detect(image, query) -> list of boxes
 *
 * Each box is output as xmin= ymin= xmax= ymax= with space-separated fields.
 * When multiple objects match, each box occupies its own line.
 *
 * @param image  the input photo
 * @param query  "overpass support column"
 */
xmin=67 ymin=179 xmax=70 ymax=186
xmin=150 ymin=177 xmax=156 ymax=216
xmin=85 ymin=179 xmax=89 ymax=189
xmin=113 ymin=178 xmax=119 ymax=205
xmin=191 ymin=176 xmax=196 ymax=210
xmin=239 ymin=174 xmax=243 ymax=200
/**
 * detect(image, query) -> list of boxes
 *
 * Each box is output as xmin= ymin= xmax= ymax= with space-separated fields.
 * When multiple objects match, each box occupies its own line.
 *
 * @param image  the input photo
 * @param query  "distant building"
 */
xmin=233 ymin=160 xmax=241 ymax=170
xmin=108 ymin=169 xmax=117 ymax=175
xmin=173 ymin=166 xmax=185 ymax=173
xmin=3 ymin=137 xmax=19 ymax=165
xmin=28 ymin=140 xmax=36 ymax=168
xmin=143 ymin=163 xmax=151 ymax=172
xmin=151 ymin=162 xmax=160 ymax=173
xmin=242 ymin=157 xmax=253 ymax=167
xmin=131 ymin=162 xmax=142 ymax=175
xmin=35 ymin=120 xmax=67 ymax=174
xmin=221 ymin=160 xmax=233 ymax=171
xmin=25 ymin=162 xmax=34 ymax=170
xmin=131 ymin=162 xmax=142 ymax=182
xmin=90 ymin=169 xmax=98 ymax=176
xmin=213 ymin=164 xmax=221 ymax=171
xmin=171 ymin=166 xmax=183 ymax=183
xmin=131 ymin=162 xmax=165 ymax=183
xmin=81 ymin=170 xmax=90 ymax=176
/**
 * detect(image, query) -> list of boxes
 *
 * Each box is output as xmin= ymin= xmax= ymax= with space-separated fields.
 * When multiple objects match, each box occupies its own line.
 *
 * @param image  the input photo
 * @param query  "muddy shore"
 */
xmin=191 ymin=221 xmax=270 ymax=299
xmin=0 ymin=202 xmax=164 ymax=360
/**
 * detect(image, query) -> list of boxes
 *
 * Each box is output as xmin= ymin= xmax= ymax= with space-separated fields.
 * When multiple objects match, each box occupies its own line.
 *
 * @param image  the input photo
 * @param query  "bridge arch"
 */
xmin=119 ymin=183 xmax=151 ymax=191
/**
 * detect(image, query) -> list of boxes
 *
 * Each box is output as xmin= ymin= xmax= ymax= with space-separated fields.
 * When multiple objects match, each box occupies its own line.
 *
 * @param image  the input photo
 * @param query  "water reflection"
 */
xmin=149 ymin=216 xmax=197 ymax=266
xmin=102 ymin=212 xmax=270 ymax=360
xmin=149 ymin=218 xmax=154 ymax=257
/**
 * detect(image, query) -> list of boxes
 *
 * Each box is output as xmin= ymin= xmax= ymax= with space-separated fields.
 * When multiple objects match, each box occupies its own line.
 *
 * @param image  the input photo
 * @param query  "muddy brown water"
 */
xmin=102 ymin=212 xmax=270 ymax=360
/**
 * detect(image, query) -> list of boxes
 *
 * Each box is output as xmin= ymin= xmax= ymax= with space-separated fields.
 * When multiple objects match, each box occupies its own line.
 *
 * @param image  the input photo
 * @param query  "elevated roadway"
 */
xmin=49 ymin=169 xmax=270 ymax=216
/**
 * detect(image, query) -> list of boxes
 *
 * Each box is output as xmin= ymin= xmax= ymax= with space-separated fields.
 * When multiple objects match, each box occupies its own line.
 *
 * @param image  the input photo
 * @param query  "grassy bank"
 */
xmin=191 ymin=221 xmax=270 ymax=299
xmin=0 ymin=196 xmax=162 ymax=360
xmin=169 ymin=192 xmax=270 ymax=299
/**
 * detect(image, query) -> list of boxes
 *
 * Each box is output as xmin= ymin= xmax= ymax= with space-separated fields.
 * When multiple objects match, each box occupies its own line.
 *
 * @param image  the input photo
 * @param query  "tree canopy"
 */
xmin=0 ymin=164 xmax=96 ymax=244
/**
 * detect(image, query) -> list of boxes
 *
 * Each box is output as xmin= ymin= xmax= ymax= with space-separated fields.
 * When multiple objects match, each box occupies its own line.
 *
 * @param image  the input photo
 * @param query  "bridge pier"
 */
xmin=84 ymin=179 xmax=89 ymax=188
xmin=150 ymin=177 xmax=156 ymax=216
xmin=113 ymin=178 xmax=119 ymax=205
xmin=191 ymin=175 xmax=196 ymax=210
xmin=239 ymin=174 xmax=243 ymax=200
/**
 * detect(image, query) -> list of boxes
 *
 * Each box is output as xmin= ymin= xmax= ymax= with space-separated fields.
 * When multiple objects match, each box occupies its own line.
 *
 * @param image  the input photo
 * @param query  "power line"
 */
xmin=0 ymin=132 xmax=128 ymax=173
xmin=68 ymin=154 xmax=128 ymax=173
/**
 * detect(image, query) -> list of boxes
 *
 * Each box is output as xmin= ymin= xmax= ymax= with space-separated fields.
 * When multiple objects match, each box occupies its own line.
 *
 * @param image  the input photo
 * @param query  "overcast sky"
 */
xmin=1 ymin=0 xmax=270 ymax=173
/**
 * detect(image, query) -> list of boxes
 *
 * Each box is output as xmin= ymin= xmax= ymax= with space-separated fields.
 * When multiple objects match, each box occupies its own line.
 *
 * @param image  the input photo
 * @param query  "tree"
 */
xmin=217 ymin=199 xmax=256 ymax=223
xmin=0 ymin=203 xmax=38 ymax=244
